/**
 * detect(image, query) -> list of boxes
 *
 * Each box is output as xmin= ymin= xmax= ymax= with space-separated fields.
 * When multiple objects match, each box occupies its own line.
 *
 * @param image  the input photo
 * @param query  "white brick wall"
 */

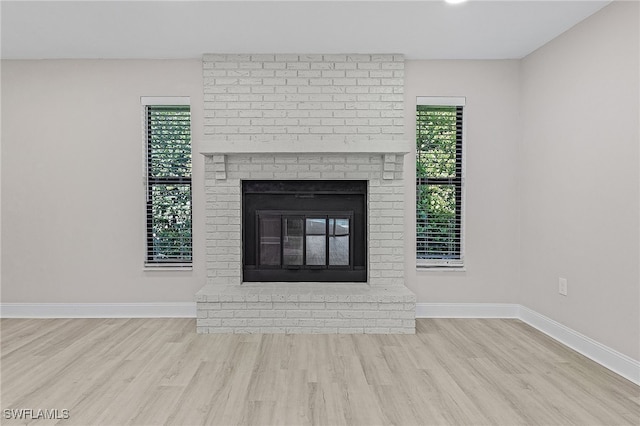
xmin=196 ymin=284 xmax=416 ymax=334
xmin=203 ymin=54 xmax=404 ymax=142
xmin=197 ymin=53 xmax=415 ymax=334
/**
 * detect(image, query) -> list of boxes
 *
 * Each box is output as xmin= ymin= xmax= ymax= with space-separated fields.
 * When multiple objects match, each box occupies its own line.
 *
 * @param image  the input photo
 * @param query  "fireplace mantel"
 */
xmin=200 ymin=139 xmax=411 ymax=181
xmin=199 ymin=139 xmax=411 ymax=156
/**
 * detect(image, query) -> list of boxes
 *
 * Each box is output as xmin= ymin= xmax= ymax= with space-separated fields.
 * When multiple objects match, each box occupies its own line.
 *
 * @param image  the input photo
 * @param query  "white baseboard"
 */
xmin=416 ymin=302 xmax=520 ymax=318
xmin=0 ymin=302 xmax=196 ymax=318
xmin=518 ymin=305 xmax=640 ymax=386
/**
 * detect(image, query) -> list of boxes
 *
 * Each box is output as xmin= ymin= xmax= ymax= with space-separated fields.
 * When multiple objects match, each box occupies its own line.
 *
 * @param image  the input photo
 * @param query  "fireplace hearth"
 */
xmin=242 ymin=180 xmax=367 ymax=282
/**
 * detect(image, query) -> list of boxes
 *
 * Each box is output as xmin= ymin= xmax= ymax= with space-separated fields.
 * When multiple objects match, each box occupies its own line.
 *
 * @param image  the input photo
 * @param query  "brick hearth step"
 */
xmin=195 ymin=283 xmax=416 ymax=334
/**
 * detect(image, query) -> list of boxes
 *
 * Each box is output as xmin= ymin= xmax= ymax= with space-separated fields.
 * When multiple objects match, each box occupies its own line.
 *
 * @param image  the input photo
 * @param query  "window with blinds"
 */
xmin=145 ymin=103 xmax=192 ymax=267
xmin=416 ymin=98 xmax=464 ymax=267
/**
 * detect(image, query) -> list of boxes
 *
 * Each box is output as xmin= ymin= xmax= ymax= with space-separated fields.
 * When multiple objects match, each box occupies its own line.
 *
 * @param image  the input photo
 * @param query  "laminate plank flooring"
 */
xmin=1 ymin=318 xmax=638 ymax=425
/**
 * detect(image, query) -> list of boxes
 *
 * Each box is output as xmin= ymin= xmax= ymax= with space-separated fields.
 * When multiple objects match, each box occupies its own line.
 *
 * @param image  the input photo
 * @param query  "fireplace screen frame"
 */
xmin=242 ymin=180 xmax=367 ymax=282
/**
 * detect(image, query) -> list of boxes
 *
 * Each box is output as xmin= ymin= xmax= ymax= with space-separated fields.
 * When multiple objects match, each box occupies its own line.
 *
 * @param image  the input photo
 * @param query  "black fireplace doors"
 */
xmin=242 ymin=180 xmax=367 ymax=282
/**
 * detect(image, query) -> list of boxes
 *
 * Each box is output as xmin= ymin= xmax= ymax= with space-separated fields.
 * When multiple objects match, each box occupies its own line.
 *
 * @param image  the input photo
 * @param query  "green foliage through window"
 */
xmin=146 ymin=106 xmax=192 ymax=264
xmin=416 ymin=105 xmax=463 ymax=263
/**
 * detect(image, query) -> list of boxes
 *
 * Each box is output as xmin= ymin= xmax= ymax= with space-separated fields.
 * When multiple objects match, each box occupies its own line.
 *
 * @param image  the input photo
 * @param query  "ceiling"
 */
xmin=1 ymin=1 xmax=610 ymax=60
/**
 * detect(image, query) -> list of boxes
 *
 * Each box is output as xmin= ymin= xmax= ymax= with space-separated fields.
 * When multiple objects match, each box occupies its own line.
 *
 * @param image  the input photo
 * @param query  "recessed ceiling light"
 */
xmin=445 ymin=0 xmax=468 ymax=4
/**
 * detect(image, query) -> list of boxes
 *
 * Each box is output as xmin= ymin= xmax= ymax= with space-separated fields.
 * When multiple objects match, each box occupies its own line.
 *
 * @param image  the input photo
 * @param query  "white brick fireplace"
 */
xmin=195 ymin=54 xmax=416 ymax=334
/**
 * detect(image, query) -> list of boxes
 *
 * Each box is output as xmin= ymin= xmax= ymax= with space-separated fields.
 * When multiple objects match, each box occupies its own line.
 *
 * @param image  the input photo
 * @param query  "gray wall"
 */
xmin=403 ymin=60 xmax=521 ymax=304
xmin=1 ymin=58 xmax=520 ymax=304
xmin=1 ymin=60 xmax=205 ymax=302
xmin=519 ymin=1 xmax=639 ymax=360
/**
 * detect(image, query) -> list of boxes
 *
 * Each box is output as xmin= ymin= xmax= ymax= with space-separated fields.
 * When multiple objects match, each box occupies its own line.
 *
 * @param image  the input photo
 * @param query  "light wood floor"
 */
xmin=1 ymin=318 xmax=638 ymax=425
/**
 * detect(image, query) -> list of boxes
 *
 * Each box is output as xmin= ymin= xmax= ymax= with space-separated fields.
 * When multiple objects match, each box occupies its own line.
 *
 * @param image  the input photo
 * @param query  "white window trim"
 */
xmin=416 ymin=96 xmax=467 ymax=269
xmin=141 ymin=96 xmax=190 ymax=106
xmin=141 ymin=96 xmax=192 ymax=270
xmin=417 ymin=96 xmax=466 ymax=107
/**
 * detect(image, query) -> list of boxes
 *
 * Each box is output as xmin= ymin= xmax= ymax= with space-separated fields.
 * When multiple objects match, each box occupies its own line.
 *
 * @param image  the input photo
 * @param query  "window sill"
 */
xmin=144 ymin=264 xmax=193 ymax=272
xmin=416 ymin=265 xmax=466 ymax=272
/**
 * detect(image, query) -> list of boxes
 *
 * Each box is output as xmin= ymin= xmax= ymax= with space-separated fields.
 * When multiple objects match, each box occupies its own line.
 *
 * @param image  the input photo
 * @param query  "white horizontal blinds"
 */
xmin=146 ymin=105 xmax=192 ymax=266
xmin=416 ymin=103 xmax=464 ymax=266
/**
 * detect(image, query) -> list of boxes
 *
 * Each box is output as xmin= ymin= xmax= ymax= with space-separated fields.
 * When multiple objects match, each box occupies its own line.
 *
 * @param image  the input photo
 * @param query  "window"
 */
xmin=416 ymin=97 xmax=465 ymax=267
xmin=143 ymin=98 xmax=192 ymax=267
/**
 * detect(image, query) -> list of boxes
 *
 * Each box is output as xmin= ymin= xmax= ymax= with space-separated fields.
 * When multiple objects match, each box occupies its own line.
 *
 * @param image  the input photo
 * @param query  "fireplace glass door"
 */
xmin=243 ymin=180 xmax=366 ymax=282
xmin=258 ymin=212 xmax=352 ymax=270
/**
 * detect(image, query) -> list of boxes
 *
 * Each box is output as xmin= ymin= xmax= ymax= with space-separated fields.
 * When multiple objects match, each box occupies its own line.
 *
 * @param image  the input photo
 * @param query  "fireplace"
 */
xmin=195 ymin=53 xmax=416 ymax=334
xmin=242 ymin=180 xmax=367 ymax=282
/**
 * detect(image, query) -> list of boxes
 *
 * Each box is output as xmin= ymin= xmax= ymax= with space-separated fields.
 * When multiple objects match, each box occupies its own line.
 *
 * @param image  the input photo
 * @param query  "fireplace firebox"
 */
xmin=242 ymin=180 xmax=367 ymax=282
